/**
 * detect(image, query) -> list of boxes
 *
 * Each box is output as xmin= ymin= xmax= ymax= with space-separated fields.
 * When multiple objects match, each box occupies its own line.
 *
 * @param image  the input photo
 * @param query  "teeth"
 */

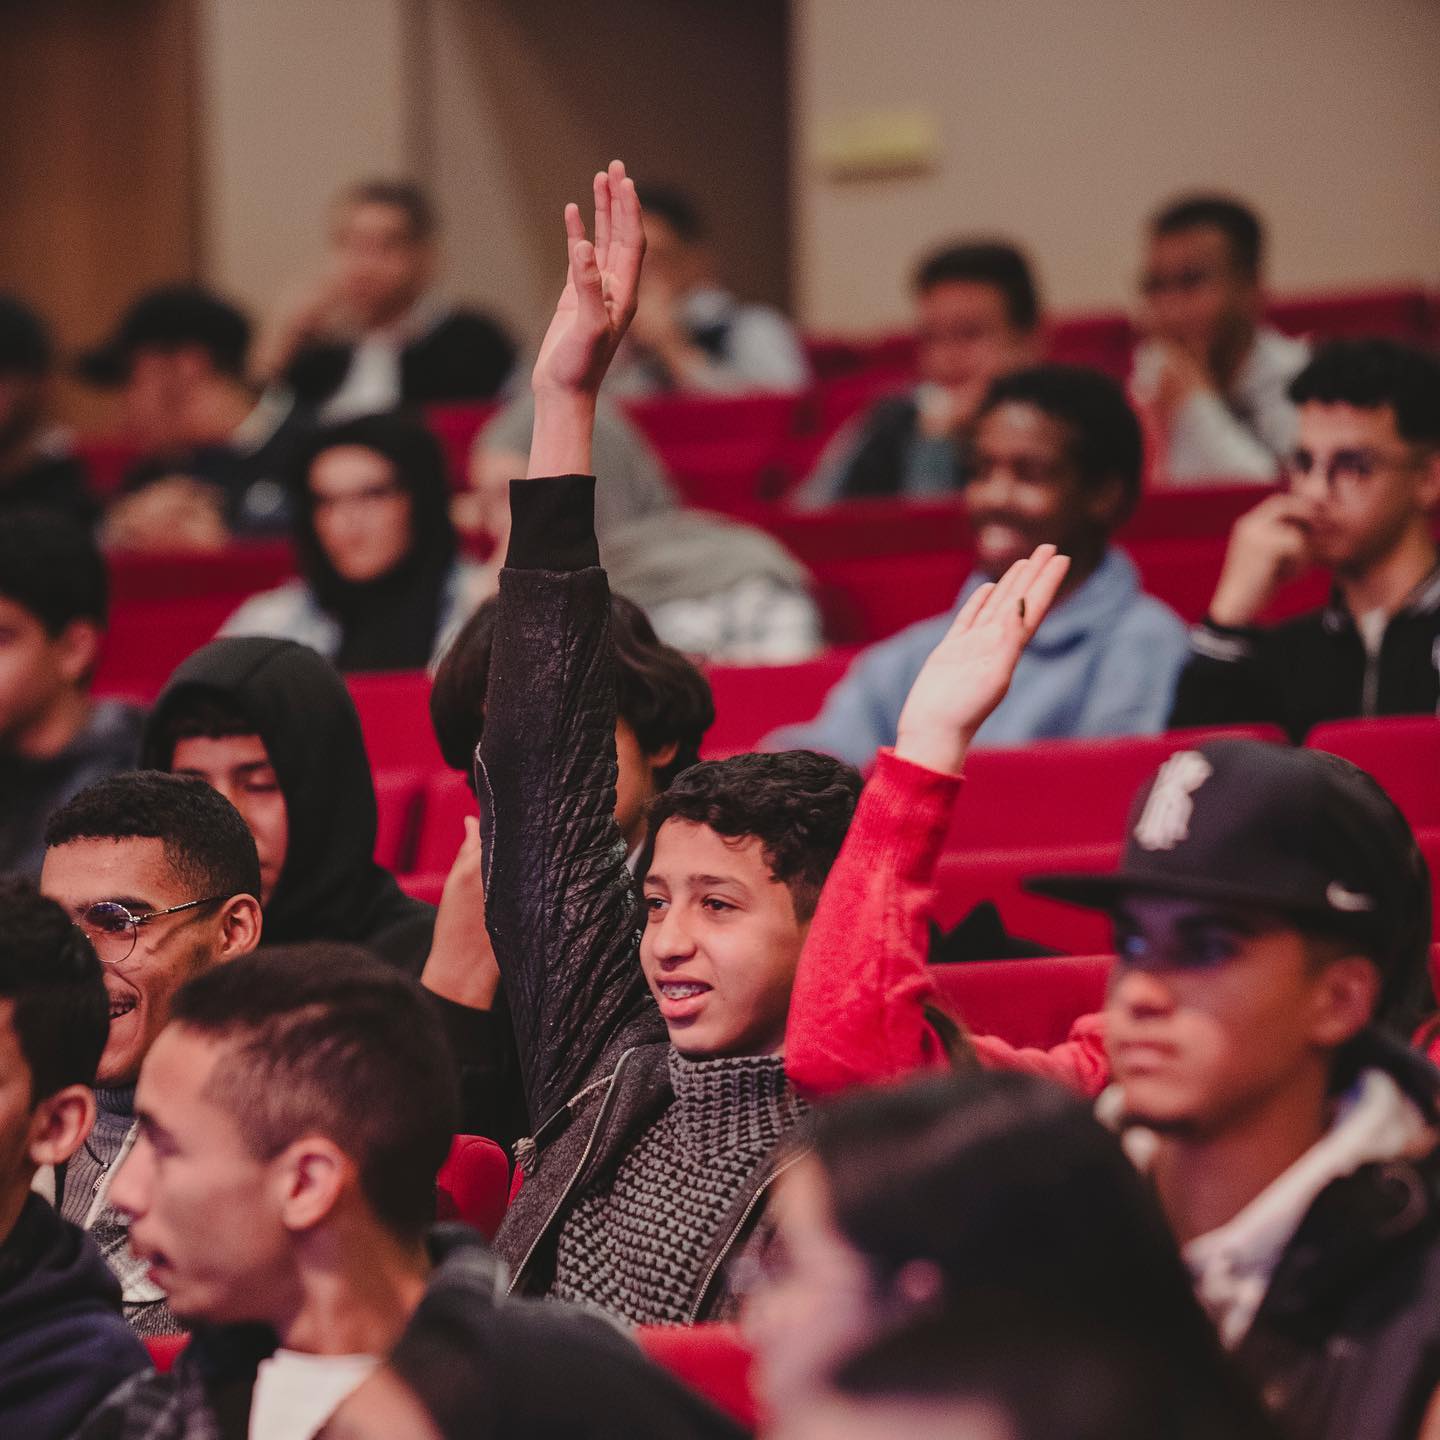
xmin=661 ymin=983 xmax=707 ymax=1000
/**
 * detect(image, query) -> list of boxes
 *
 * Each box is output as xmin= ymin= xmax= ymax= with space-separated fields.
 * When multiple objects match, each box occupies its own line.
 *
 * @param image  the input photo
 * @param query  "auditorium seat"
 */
xmin=926 ymin=955 xmax=1113 ymax=1050
xmin=144 ymin=1333 xmax=190 ymax=1373
xmin=412 ymin=769 xmax=479 ymax=876
xmin=95 ymin=597 xmax=238 ymax=699
xmin=933 ymin=845 xmax=1120 ymax=958
xmin=634 ymin=1323 xmax=759 ymax=1431
xmin=106 ymin=542 xmax=294 ymax=607
xmin=702 ymin=651 xmax=857 ymax=757
xmin=425 ymin=402 xmax=500 ymax=489
xmin=1266 ymin=286 xmax=1433 ymax=346
xmin=346 ymin=671 xmax=444 ymax=773
xmin=398 ymin=870 xmax=448 ymax=906
xmin=73 ymin=436 xmax=143 ymax=499
xmin=1306 ymin=717 xmax=1440 ymax=832
xmin=1045 ymin=312 xmax=1133 ymax=378
xmin=436 ymin=1133 xmax=510 ymax=1239
xmin=949 ymin=727 xmax=1286 ymax=853
xmin=373 ymin=769 xmax=426 ymax=874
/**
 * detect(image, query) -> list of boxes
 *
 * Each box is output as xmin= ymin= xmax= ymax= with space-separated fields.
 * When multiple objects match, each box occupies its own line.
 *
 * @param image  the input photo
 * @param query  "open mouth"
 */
xmin=655 ymin=980 xmax=713 ymax=1020
xmin=107 ymin=994 xmax=138 ymax=1022
xmin=658 ymin=982 xmax=710 ymax=1001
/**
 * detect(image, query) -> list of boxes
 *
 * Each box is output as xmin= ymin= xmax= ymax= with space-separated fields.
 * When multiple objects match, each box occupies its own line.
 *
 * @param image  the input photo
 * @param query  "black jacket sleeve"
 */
xmin=476 ymin=475 xmax=652 ymax=1129
xmin=1168 ymin=619 xmax=1281 ymax=732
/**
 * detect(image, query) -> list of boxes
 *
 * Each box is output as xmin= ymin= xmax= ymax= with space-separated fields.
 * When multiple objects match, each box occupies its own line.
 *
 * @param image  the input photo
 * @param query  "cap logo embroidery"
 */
xmin=1326 ymin=882 xmax=1375 ymax=913
xmin=1134 ymin=752 xmax=1213 ymax=851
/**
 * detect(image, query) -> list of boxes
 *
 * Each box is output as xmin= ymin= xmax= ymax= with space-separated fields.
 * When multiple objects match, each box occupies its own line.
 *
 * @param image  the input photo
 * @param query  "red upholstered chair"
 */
xmin=634 ymin=1323 xmax=759 ymax=1431
xmin=413 ymin=770 xmax=480 ymax=876
xmin=1045 ymin=312 xmax=1133 ymax=378
xmin=144 ymin=1334 xmax=190 ymax=1373
xmin=425 ymin=402 xmax=500 ymax=489
xmin=398 ymin=870 xmax=448 ymax=906
xmin=927 ymin=955 xmax=1113 ymax=1050
xmin=1306 ymin=717 xmax=1440 ymax=833
xmin=94 ymin=597 xmax=243 ymax=701
xmin=949 ymin=727 xmax=1286 ymax=854
xmin=346 ymin=670 xmax=445 ymax=774
xmin=701 ymin=652 xmax=857 ymax=758
xmin=1266 ymin=287 xmax=1433 ymax=346
xmin=372 ymin=769 xmax=426 ymax=874
xmin=933 ymin=845 xmax=1120 ymax=958
xmin=436 ymin=1134 xmax=511 ymax=1240
xmin=73 ymin=436 xmax=144 ymax=499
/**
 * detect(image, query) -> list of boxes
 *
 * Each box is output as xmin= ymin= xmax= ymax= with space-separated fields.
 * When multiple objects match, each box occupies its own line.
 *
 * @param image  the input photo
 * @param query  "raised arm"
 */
xmin=786 ymin=546 xmax=1071 ymax=1096
xmin=477 ymin=164 xmax=654 ymax=1127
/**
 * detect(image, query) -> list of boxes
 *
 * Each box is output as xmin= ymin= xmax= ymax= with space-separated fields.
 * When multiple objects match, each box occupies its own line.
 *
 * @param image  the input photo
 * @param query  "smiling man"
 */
xmin=1027 ymin=738 xmax=1440 ymax=1440
xmin=770 ymin=364 xmax=1189 ymax=766
xmin=1170 ymin=338 xmax=1440 ymax=740
xmin=38 ymin=771 xmax=262 ymax=1335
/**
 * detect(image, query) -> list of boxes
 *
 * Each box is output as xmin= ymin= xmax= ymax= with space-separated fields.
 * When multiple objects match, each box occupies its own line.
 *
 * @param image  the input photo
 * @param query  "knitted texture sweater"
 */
xmin=551 ymin=1051 xmax=806 ymax=1324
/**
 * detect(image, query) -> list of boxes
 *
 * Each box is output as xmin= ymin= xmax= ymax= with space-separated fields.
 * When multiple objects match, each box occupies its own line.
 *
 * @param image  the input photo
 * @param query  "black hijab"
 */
xmin=141 ymin=636 xmax=434 ymax=973
xmin=291 ymin=411 xmax=458 ymax=673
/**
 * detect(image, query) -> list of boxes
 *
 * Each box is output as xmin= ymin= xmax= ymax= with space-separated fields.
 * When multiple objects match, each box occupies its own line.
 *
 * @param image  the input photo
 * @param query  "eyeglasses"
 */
xmin=1287 ymin=446 xmax=1428 ymax=497
xmin=311 ymin=481 xmax=405 ymax=515
xmin=75 ymin=896 xmax=227 ymax=967
xmin=1139 ymin=265 xmax=1227 ymax=298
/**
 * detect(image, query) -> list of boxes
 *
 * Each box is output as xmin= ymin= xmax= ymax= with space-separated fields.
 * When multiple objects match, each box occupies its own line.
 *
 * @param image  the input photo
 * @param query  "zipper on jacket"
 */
xmin=688 ymin=1148 xmax=809 ymax=1323
xmin=508 ymin=1048 xmax=634 ymax=1296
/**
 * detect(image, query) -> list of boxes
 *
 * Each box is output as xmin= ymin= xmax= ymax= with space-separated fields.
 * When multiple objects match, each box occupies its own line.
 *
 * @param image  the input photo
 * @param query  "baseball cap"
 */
xmin=1026 ymin=739 xmax=1431 ymax=1014
xmin=76 ymin=285 xmax=251 ymax=386
xmin=0 ymin=294 xmax=52 ymax=376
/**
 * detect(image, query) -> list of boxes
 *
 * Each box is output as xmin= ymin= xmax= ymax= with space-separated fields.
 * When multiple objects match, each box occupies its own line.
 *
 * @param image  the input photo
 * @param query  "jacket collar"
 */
xmin=958 ymin=546 xmax=1143 ymax=655
xmin=1321 ymin=560 xmax=1440 ymax=635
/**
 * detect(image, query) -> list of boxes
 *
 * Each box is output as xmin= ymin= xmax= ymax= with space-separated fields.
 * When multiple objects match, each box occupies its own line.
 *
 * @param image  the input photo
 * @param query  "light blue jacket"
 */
xmin=765 ymin=548 xmax=1190 ymax=767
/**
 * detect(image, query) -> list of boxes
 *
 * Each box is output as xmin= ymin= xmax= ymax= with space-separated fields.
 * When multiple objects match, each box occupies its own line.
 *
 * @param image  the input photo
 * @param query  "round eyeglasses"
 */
xmin=75 ymin=896 xmax=227 ymax=966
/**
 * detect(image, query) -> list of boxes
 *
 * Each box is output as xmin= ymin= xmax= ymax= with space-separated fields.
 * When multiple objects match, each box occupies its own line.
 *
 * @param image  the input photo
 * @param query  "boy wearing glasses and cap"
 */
xmin=37 ymin=772 xmax=262 ymax=1336
xmin=1171 ymin=338 xmax=1440 ymax=740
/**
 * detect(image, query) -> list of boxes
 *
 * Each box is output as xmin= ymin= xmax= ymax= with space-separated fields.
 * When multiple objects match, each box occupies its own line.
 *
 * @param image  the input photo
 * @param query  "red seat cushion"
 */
xmin=412 ymin=770 xmax=480 ymax=876
xmin=634 ymin=1323 xmax=758 ymax=1431
xmin=346 ymin=671 xmax=444 ymax=774
xmin=144 ymin=1333 xmax=190 ymax=1373
xmin=373 ymin=769 xmax=426 ymax=874
xmin=701 ymin=653 xmax=856 ymax=758
xmin=927 ymin=955 xmax=1113 ymax=1050
xmin=1306 ymin=717 xmax=1440 ymax=832
xmin=436 ymin=1134 xmax=510 ymax=1239
xmin=425 ymin=402 xmax=500 ymax=490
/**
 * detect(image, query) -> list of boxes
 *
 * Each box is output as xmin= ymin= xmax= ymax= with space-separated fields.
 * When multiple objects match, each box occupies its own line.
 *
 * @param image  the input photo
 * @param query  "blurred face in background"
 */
xmin=1139 ymin=225 xmax=1257 ymax=370
xmin=0 ymin=370 xmax=44 ymax=457
xmin=639 ymin=214 xmax=710 ymax=300
xmin=309 ymin=444 xmax=414 ymax=583
xmin=332 ymin=201 xmax=432 ymax=331
xmin=916 ymin=282 xmax=1037 ymax=427
xmin=119 ymin=347 xmax=214 ymax=451
xmin=0 ymin=598 xmax=95 ymax=753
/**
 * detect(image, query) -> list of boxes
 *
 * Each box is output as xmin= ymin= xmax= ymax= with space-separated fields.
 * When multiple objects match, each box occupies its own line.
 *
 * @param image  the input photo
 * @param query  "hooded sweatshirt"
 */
xmin=0 ymin=1193 xmax=148 ymax=1438
xmin=141 ymin=637 xmax=434 ymax=973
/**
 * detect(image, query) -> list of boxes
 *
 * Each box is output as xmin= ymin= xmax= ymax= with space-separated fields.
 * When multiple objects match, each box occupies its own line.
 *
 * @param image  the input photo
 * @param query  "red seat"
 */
xmin=702 ymin=652 xmax=857 ymax=757
xmin=95 ymin=597 xmax=239 ymax=700
xmin=1266 ymin=286 xmax=1433 ymax=345
xmin=1306 ymin=717 xmax=1440 ymax=832
xmin=436 ymin=1133 xmax=510 ymax=1239
xmin=346 ymin=671 xmax=444 ymax=774
xmin=373 ymin=769 xmax=426 ymax=873
xmin=634 ymin=1323 xmax=758 ymax=1431
xmin=412 ymin=770 xmax=479 ymax=876
xmin=933 ymin=844 xmax=1121 ymax=958
xmin=1046 ymin=312 xmax=1133 ymax=378
xmin=73 ymin=436 xmax=144 ymax=499
xmin=144 ymin=1333 xmax=190 ymax=1373
xmin=425 ymin=402 xmax=500 ymax=490
xmin=927 ymin=955 xmax=1113 ymax=1050
xmin=399 ymin=870 xmax=448 ymax=906
xmin=950 ymin=727 xmax=1286 ymax=853
xmin=106 ymin=542 xmax=295 ymax=607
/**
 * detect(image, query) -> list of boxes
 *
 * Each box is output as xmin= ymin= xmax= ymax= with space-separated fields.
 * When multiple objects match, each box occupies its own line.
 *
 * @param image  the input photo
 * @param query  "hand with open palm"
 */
xmin=895 ymin=545 xmax=1071 ymax=776
xmin=528 ymin=160 xmax=645 ymax=478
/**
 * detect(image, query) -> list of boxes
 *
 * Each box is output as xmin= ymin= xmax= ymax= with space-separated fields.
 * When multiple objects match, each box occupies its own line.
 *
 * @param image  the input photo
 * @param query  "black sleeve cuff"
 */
xmin=505 ymin=475 xmax=600 ymax=572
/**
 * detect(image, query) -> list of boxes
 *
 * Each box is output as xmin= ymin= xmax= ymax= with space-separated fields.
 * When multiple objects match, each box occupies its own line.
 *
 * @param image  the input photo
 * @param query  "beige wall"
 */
xmin=196 ymin=0 xmax=415 ymax=314
xmin=793 ymin=0 xmax=1440 ymax=331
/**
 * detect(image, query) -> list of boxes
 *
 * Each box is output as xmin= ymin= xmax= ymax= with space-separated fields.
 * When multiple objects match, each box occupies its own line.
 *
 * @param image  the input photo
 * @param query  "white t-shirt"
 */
xmin=249 ymin=1349 xmax=380 ymax=1440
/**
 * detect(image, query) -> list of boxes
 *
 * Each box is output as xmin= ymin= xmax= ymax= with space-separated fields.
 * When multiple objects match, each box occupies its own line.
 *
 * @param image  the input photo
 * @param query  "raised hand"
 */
xmin=895 ymin=544 xmax=1071 ymax=775
xmin=1208 ymin=492 xmax=1316 ymax=627
xmin=531 ymin=160 xmax=645 ymax=401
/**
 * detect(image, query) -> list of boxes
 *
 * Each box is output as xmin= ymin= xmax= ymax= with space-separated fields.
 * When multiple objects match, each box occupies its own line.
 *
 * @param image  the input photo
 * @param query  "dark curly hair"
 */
xmin=1289 ymin=338 xmax=1440 ymax=448
xmin=640 ymin=750 xmax=862 ymax=920
xmin=0 ymin=879 xmax=108 ymax=1102
xmin=44 ymin=770 xmax=262 ymax=903
xmin=431 ymin=591 xmax=715 ymax=790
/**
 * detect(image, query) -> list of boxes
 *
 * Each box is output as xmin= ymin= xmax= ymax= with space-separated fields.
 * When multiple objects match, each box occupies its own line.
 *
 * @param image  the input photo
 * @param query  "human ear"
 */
xmin=1083 ymin=474 xmax=1128 ymax=531
xmin=1308 ymin=954 xmax=1381 ymax=1049
xmin=54 ymin=619 xmax=102 ymax=686
xmin=218 ymin=895 xmax=264 ymax=959
xmin=1414 ymin=451 xmax=1440 ymax=514
xmin=28 ymin=1084 xmax=97 ymax=1169
xmin=278 ymin=1136 xmax=350 ymax=1233
xmin=647 ymin=740 xmax=679 ymax=774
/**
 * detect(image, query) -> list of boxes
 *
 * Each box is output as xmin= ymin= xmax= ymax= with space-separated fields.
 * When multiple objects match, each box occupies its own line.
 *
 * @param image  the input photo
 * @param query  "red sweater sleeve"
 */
xmin=969 ymin=1012 xmax=1111 ymax=1099
xmin=786 ymin=749 xmax=958 ymax=1098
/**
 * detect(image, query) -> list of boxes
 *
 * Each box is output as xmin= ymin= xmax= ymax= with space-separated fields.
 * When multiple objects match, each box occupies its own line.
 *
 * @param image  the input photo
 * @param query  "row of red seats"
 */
xmin=96 ymin=484 xmax=1334 ymax=698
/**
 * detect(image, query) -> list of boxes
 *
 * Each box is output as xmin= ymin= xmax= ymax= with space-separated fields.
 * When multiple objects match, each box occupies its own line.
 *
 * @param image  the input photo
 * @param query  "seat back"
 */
xmin=412 ymin=769 xmax=480 ymax=876
xmin=1306 ymin=717 xmax=1440 ymax=832
xmin=436 ymin=1134 xmax=511 ymax=1240
xmin=634 ymin=1323 xmax=759 ymax=1431
xmin=346 ymin=670 xmax=444 ymax=774
xmin=927 ymin=955 xmax=1113 ymax=1050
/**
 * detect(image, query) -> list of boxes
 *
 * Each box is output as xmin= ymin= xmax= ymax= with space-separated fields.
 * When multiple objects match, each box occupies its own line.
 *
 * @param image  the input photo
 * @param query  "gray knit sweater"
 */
xmin=551 ymin=1050 xmax=805 ymax=1324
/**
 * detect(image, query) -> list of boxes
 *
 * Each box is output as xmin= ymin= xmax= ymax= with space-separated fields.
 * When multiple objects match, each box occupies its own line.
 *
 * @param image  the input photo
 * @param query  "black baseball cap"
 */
xmin=76 ymin=285 xmax=251 ymax=386
xmin=0 ymin=294 xmax=52 ymax=376
xmin=1027 ymin=739 xmax=1431 ymax=1016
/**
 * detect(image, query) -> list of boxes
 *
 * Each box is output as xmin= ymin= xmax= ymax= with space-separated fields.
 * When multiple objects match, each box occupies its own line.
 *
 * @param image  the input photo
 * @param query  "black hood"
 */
xmin=0 ymin=1193 xmax=125 ymax=1336
xmin=141 ymin=636 xmax=433 ymax=968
